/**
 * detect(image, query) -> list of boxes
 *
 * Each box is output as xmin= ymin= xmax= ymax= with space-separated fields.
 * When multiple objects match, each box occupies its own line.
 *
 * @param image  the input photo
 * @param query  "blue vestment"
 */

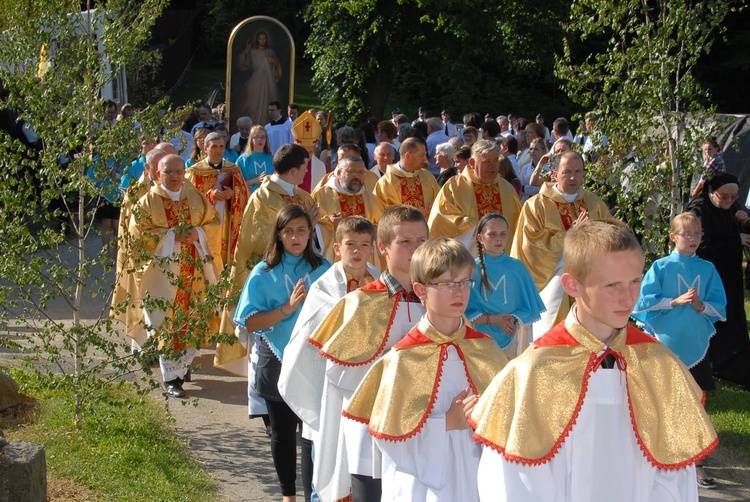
xmin=234 ymin=252 xmax=330 ymax=359
xmin=466 ymin=253 xmax=545 ymax=348
xmin=632 ymin=251 xmax=726 ymax=368
xmin=236 ymin=152 xmax=274 ymax=194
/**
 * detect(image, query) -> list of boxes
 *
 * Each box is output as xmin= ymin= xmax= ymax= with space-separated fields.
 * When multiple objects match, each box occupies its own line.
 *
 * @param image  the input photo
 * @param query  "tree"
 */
xmin=556 ymin=0 xmax=740 ymax=257
xmin=304 ymin=0 xmax=570 ymax=123
xmin=0 ymin=0 xmax=177 ymax=427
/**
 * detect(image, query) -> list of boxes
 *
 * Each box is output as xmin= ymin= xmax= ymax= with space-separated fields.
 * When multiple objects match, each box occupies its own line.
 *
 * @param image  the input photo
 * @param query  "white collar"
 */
xmin=270 ymin=174 xmax=296 ymax=196
xmin=160 ymin=184 xmax=183 ymax=201
xmin=552 ymin=184 xmax=579 ymax=203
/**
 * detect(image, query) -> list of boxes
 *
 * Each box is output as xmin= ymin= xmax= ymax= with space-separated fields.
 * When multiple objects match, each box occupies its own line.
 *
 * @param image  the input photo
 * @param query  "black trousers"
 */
xmin=265 ymin=398 xmax=313 ymax=499
xmin=351 ymin=474 xmax=382 ymax=502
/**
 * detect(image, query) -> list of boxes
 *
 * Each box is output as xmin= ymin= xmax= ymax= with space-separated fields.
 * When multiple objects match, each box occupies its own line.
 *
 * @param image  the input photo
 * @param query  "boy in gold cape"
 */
xmin=344 ymin=237 xmax=507 ymax=501
xmin=470 ymin=219 xmax=717 ymax=501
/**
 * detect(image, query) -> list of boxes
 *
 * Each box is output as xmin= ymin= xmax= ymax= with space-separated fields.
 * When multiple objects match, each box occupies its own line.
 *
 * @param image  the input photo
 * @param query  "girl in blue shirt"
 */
xmin=234 ymin=204 xmax=331 ymax=502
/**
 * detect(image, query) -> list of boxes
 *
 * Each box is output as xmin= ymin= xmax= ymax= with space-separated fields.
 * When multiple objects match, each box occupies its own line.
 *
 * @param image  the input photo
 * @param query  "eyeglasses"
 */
xmin=675 ymin=232 xmax=703 ymax=240
xmin=161 ymin=170 xmax=185 ymax=176
xmin=281 ymin=227 xmax=310 ymax=238
xmin=714 ymin=192 xmax=738 ymax=202
xmin=252 ymin=136 xmax=267 ymax=141
xmin=426 ymin=280 xmax=475 ymax=291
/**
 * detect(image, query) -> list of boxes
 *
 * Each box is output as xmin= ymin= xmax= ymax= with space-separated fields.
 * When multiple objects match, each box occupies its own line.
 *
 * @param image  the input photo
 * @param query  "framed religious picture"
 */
xmin=226 ymin=16 xmax=295 ymax=134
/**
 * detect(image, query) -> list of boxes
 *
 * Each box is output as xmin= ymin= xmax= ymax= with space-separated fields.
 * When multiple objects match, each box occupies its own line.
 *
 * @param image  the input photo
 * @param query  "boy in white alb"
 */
xmin=308 ymin=205 xmax=428 ymax=501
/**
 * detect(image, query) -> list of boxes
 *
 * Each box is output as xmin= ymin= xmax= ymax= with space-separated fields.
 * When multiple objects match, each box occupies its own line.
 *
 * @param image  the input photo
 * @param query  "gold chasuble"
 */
xmin=510 ymin=182 xmax=610 ymax=291
xmin=113 ymin=173 xmax=154 ymax=334
xmin=186 ymin=160 xmax=250 ymax=266
xmin=127 ymin=184 xmax=223 ymax=348
xmin=344 ymin=317 xmax=507 ymax=440
xmin=428 ymin=169 xmax=521 ymax=249
xmin=215 ymin=179 xmax=326 ymax=373
xmin=309 ymin=279 xmax=419 ymax=365
xmin=373 ymin=164 xmax=440 ymax=212
xmin=470 ymin=312 xmax=718 ymax=468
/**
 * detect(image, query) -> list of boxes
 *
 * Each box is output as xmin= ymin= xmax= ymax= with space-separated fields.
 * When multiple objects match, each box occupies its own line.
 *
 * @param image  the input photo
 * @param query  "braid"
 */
xmin=477 ymin=240 xmax=491 ymax=295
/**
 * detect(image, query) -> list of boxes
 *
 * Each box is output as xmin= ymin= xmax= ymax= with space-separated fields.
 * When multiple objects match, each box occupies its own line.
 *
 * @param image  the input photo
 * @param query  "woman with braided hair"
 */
xmin=466 ymin=214 xmax=545 ymax=358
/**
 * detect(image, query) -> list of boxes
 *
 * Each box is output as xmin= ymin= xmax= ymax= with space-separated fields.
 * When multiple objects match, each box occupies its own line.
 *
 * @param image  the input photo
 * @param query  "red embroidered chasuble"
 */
xmin=554 ymin=199 xmax=588 ymax=230
xmin=337 ymin=193 xmax=366 ymax=217
xmin=472 ymin=182 xmax=504 ymax=219
xmin=399 ymin=176 xmax=425 ymax=207
xmin=280 ymin=193 xmax=305 ymax=205
xmin=161 ymin=196 xmax=196 ymax=350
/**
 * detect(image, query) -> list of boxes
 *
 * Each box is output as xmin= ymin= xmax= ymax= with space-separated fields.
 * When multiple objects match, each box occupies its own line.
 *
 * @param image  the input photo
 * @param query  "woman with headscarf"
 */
xmin=686 ymin=172 xmax=750 ymax=389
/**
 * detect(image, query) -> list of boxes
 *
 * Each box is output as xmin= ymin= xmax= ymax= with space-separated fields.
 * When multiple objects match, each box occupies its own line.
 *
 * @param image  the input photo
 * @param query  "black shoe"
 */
xmin=184 ymin=368 xmax=191 ymax=382
xmin=697 ymin=477 xmax=717 ymax=489
xmin=165 ymin=379 xmax=186 ymax=398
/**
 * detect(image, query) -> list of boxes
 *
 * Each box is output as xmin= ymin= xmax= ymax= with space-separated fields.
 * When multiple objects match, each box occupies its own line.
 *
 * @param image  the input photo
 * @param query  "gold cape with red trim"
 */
xmin=469 ymin=312 xmax=718 ymax=469
xmin=343 ymin=317 xmax=507 ymax=441
xmin=308 ymin=279 xmax=414 ymax=366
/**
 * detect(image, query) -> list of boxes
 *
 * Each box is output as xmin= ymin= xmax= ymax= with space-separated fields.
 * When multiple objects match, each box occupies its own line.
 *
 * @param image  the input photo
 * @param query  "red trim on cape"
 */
xmin=306 ymin=279 xmax=386 ymax=350
xmin=318 ymin=282 xmax=399 ymax=367
xmin=534 ymin=322 xmax=579 ymax=347
xmin=535 ymin=322 xmax=657 ymax=348
xmin=360 ymin=278 xmax=386 ymax=291
xmin=471 ymin=352 xmax=598 ymax=466
xmin=346 ymin=341 xmax=487 ymax=442
xmin=625 ymin=374 xmax=718 ymax=470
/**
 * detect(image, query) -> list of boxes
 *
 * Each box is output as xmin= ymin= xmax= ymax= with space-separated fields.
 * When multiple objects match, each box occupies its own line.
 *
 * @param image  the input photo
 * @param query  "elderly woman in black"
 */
xmin=686 ymin=172 xmax=750 ymax=389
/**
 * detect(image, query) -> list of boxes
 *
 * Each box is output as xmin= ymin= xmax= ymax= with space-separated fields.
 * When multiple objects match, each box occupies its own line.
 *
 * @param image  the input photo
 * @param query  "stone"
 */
xmin=0 ymin=440 xmax=47 ymax=502
xmin=0 ymin=373 xmax=21 ymax=412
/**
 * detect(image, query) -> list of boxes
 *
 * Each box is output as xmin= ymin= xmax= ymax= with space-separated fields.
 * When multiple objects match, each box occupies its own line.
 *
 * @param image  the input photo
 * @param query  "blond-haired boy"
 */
xmin=308 ymin=205 xmax=428 ymax=502
xmin=471 ymin=219 xmax=717 ymax=501
xmin=345 ymin=237 xmax=507 ymax=501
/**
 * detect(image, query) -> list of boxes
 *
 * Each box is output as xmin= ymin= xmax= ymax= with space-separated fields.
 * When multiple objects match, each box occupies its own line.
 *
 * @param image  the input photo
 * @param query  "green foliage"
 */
xmin=0 ymin=0 xmax=184 ymax=426
xmin=557 ymin=0 xmax=739 ymax=259
xmin=7 ymin=369 xmax=219 ymax=501
xmin=305 ymin=0 xmax=571 ymax=123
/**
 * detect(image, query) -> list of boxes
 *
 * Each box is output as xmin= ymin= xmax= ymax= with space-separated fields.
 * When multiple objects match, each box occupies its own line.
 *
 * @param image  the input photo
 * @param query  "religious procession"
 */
xmin=99 ymin=89 xmax=750 ymax=501
xmin=3 ymin=4 xmax=750 ymax=502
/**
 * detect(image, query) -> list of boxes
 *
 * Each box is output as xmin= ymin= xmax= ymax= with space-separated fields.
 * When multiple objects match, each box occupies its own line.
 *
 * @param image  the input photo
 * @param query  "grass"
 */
xmin=706 ymin=381 xmax=750 ymax=465
xmin=700 ymin=289 xmax=750 ymax=465
xmin=4 ymin=370 xmax=219 ymax=502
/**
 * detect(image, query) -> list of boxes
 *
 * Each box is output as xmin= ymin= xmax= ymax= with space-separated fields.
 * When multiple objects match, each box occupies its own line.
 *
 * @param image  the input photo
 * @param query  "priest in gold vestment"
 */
xmin=313 ymin=155 xmax=384 ymax=263
xmin=128 ymin=154 xmax=222 ymax=398
xmin=428 ymin=140 xmax=521 ymax=251
xmin=113 ymin=147 xmax=169 ymax=343
xmin=185 ymin=132 xmax=249 ymax=266
xmin=373 ymin=137 xmax=440 ymax=217
xmin=510 ymin=151 xmax=611 ymax=341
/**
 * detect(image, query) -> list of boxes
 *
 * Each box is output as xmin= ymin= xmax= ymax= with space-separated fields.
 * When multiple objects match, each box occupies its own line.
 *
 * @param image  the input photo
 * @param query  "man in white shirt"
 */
xmin=264 ymin=101 xmax=294 ymax=155
xmin=441 ymin=110 xmax=458 ymax=137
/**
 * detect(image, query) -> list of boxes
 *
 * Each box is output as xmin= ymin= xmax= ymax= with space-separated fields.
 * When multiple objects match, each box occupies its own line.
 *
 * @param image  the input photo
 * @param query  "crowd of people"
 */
xmin=105 ymin=99 xmax=750 ymax=501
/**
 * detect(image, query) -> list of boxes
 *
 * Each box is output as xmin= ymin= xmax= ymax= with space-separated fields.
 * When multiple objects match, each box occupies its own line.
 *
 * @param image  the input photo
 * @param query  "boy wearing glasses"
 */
xmin=344 ymin=237 xmax=507 ymax=501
